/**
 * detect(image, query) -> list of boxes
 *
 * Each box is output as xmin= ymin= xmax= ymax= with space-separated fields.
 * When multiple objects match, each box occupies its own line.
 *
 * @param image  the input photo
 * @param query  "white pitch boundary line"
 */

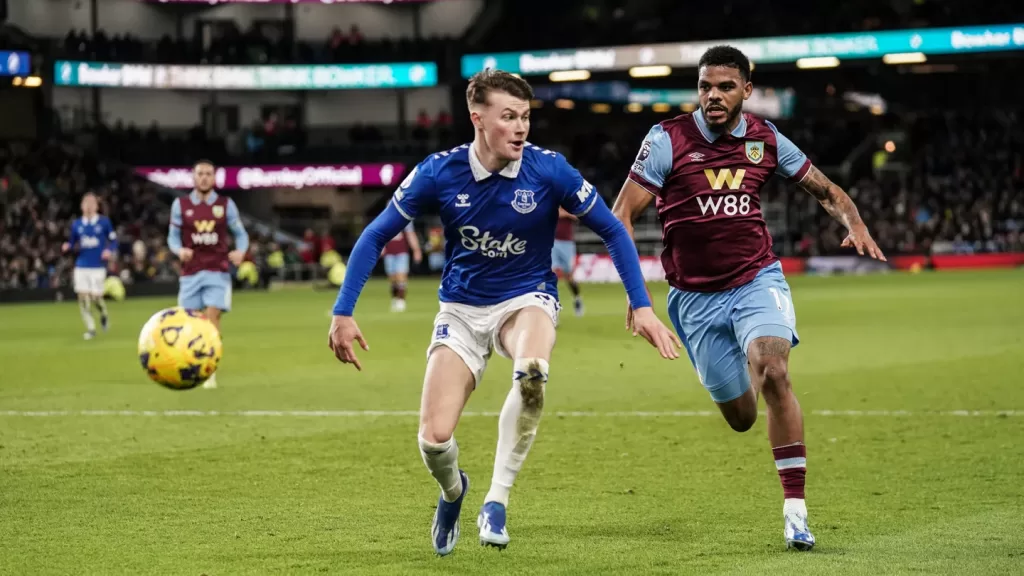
xmin=0 ymin=410 xmax=1019 ymax=417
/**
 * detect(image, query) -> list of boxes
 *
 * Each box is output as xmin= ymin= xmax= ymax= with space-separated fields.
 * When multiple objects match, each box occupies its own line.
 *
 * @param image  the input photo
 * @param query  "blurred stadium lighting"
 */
xmin=796 ymin=57 xmax=841 ymax=69
xmin=554 ymin=98 xmax=575 ymax=109
xmin=883 ymin=52 xmax=928 ymax=64
xmin=628 ymin=65 xmax=672 ymax=78
xmin=549 ymin=70 xmax=591 ymax=82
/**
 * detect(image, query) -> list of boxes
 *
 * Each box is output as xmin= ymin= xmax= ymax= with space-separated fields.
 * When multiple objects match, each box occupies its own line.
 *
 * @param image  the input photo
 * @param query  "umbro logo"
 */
xmin=455 ymin=193 xmax=471 ymax=208
xmin=688 ymin=152 xmax=705 ymax=162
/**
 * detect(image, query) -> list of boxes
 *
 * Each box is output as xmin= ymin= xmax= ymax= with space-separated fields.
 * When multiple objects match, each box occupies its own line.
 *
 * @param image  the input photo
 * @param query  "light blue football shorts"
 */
xmin=666 ymin=262 xmax=799 ymax=403
xmin=178 ymin=270 xmax=232 ymax=312
xmin=383 ymin=253 xmax=410 ymax=276
xmin=551 ymin=240 xmax=576 ymax=273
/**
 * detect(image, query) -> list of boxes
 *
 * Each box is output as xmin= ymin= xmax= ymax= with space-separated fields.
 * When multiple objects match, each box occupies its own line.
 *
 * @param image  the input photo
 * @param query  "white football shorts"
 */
xmin=73 ymin=267 xmax=106 ymax=295
xmin=427 ymin=292 xmax=561 ymax=386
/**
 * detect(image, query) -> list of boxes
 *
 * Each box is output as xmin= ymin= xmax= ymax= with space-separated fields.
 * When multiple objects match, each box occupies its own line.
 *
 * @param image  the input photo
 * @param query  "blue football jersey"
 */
xmin=392 ymin=143 xmax=599 ymax=305
xmin=69 ymin=216 xmax=117 ymax=269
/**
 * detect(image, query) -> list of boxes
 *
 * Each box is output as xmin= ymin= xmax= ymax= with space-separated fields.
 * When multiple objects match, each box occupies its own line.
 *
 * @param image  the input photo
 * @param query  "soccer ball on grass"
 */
xmin=138 ymin=307 xmax=222 ymax=390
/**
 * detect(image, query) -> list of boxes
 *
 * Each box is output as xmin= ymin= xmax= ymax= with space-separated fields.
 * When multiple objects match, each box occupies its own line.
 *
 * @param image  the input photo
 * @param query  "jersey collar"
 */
xmin=83 ymin=215 xmax=99 ymax=225
xmin=469 ymin=141 xmax=521 ymax=182
xmin=693 ymin=109 xmax=748 ymax=143
xmin=189 ymin=190 xmax=219 ymax=205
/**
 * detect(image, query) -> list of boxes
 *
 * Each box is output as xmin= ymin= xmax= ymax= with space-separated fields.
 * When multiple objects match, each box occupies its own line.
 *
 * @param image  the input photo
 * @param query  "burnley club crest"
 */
xmin=745 ymin=140 xmax=764 ymax=164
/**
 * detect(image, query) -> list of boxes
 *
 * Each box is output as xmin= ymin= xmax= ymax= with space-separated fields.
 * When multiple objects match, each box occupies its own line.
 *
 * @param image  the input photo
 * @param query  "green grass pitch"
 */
xmin=1 ymin=270 xmax=1022 ymax=575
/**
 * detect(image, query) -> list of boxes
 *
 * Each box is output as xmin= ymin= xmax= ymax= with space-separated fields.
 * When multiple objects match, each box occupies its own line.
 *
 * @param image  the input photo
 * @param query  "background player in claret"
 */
xmin=167 ymin=160 xmax=249 ymax=389
xmin=612 ymin=46 xmax=886 ymax=551
xmin=381 ymin=221 xmax=423 ymax=312
xmin=62 ymin=192 xmax=117 ymax=340
xmin=552 ymin=208 xmax=584 ymax=316
xmin=328 ymin=69 xmax=680 ymax=557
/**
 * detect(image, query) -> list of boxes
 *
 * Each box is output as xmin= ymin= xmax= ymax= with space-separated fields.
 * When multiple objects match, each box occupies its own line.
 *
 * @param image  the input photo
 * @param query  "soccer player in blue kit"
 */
xmin=62 ymin=192 xmax=117 ymax=340
xmin=328 ymin=69 xmax=681 ymax=556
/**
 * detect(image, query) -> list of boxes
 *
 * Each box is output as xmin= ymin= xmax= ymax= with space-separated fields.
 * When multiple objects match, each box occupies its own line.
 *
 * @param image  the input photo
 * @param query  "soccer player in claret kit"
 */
xmin=329 ymin=69 xmax=680 ymax=556
xmin=381 ymin=221 xmax=423 ymax=312
xmin=62 ymin=192 xmax=117 ymax=340
xmin=168 ymin=160 xmax=250 ymax=389
xmin=612 ymin=46 xmax=886 ymax=551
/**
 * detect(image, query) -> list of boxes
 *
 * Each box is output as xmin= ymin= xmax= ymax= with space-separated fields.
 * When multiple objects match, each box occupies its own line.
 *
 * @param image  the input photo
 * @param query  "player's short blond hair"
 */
xmin=466 ymin=69 xmax=534 ymax=108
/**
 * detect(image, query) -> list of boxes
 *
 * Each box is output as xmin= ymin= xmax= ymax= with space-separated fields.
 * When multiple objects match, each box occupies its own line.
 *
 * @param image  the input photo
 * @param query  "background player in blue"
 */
xmin=613 ymin=46 xmax=886 ymax=551
xmin=328 ymin=70 xmax=680 ymax=556
xmin=61 ymin=192 xmax=117 ymax=340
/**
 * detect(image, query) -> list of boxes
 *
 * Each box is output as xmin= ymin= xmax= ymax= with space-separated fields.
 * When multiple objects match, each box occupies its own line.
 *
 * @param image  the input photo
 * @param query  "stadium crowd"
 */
xmin=2 ymin=105 xmax=1021 ymax=292
xmin=59 ymin=24 xmax=453 ymax=67
xmin=0 ymin=140 xmax=299 ymax=291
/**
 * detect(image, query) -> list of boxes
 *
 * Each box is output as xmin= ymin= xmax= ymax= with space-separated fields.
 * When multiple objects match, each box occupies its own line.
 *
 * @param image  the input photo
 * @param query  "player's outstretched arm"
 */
xmin=226 ymin=199 xmax=250 ymax=266
xmin=611 ymin=179 xmax=657 ymax=329
xmin=167 ymin=198 xmax=189 ymax=260
xmin=580 ymin=197 xmax=681 ymax=359
xmin=405 ymin=227 xmax=423 ymax=264
xmin=611 ymin=179 xmax=655 ymax=243
xmin=329 ymin=202 xmax=412 ymax=370
xmin=798 ymin=166 xmax=886 ymax=261
xmin=62 ymin=220 xmax=79 ymax=253
xmin=103 ymin=217 xmax=118 ymax=262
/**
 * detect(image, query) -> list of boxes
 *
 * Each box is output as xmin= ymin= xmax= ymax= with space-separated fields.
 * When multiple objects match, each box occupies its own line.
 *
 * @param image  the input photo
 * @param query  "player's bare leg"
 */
xmin=390 ymin=272 xmax=408 ymax=312
xmin=479 ymin=306 xmax=555 ymax=549
xmin=714 ymin=384 xmax=759 ymax=433
xmin=557 ymin=270 xmax=584 ymax=317
xmin=92 ymin=292 xmax=109 ymax=332
xmin=201 ymin=306 xmax=221 ymax=388
xmin=77 ymin=294 xmax=97 ymax=340
xmin=419 ymin=346 xmax=475 ymax=555
xmin=748 ymin=335 xmax=814 ymax=551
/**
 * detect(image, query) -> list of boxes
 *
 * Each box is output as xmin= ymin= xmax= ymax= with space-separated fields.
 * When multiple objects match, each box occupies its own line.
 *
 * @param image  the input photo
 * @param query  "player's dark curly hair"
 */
xmin=466 ymin=69 xmax=534 ymax=107
xmin=698 ymin=45 xmax=751 ymax=81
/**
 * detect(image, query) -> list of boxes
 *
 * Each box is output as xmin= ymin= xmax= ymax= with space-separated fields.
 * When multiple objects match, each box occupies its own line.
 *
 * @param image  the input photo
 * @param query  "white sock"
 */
xmin=784 ymin=498 xmax=807 ymax=517
xmin=485 ymin=358 xmax=549 ymax=507
xmin=419 ymin=436 xmax=463 ymax=503
xmin=79 ymin=297 xmax=96 ymax=332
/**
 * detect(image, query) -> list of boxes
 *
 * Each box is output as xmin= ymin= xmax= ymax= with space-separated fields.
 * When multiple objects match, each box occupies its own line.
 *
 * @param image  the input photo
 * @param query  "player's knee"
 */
xmin=726 ymin=411 xmax=757 ymax=433
xmin=418 ymin=422 xmax=453 ymax=445
xmin=513 ymin=357 xmax=548 ymax=410
xmin=753 ymin=356 xmax=791 ymax=395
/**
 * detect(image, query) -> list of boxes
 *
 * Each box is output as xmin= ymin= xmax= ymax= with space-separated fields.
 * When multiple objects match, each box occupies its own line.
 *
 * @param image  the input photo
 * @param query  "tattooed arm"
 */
xmin=798 ymin=166 xmax=886 ymax=261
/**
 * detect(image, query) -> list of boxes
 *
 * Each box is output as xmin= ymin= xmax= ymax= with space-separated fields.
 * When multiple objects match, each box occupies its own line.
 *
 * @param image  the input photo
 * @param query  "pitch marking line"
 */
xmin=0 ymin=410 xmax=1019 ymax=417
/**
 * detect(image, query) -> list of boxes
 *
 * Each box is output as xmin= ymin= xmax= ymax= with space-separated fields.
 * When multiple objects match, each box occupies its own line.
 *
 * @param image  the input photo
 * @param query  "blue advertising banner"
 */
xmin=462 ymin=23 xmax=1024 ymax=77
xmin=0 ymin=51 xmax=31 ymax=77
xmin=55 ymin=61 xmax=438 ymax=90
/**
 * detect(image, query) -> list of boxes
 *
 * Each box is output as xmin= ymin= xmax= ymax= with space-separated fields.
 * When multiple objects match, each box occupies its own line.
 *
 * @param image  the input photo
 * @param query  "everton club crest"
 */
xmin=511 ymin=189 xmax=537 ymax=214
xmin=745 ymin=140 xmax=764 ymax=164
xmin=212 ymin=205 xmax=225 ymax=219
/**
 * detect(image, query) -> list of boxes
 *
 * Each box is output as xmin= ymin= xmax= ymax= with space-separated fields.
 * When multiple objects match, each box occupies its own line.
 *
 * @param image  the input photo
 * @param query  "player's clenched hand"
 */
xmin=178 ymin=247 xmax=194 ymax=262
xmin=101 ymin=249 xmax=111 ymax=261
xmin=630 ymin=306 xmax=682 ymax=360
xmin=228 ymin=250 xmax=245 ymax=266
xmin=842 ymin=225 xmax=887 ymax=261
xmin=328 ymin=315 xmax=369 ymax=370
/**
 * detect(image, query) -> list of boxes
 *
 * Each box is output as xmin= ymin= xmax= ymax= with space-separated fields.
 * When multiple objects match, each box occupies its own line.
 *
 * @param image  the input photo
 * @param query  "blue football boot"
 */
xmin=477 ymin=501 xmax=511 ymax=549
xmin=431 ymin=471 xmax=469 ymax=556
